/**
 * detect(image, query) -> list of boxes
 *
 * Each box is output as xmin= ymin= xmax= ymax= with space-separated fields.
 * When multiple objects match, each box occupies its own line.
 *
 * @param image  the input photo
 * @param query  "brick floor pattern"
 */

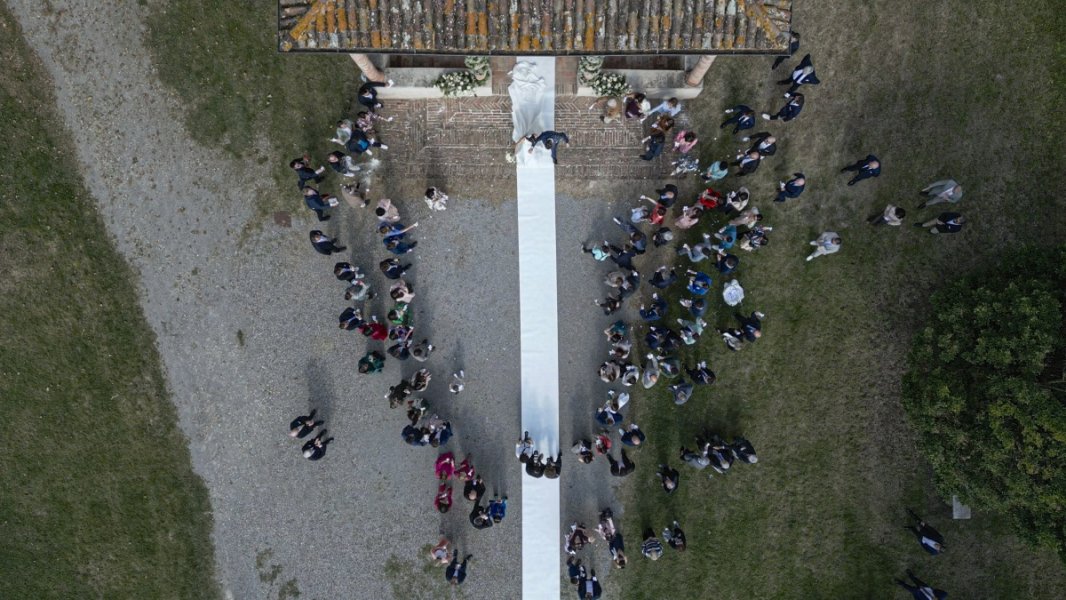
xmin=377 ymin=95 xmax=693 ymax=184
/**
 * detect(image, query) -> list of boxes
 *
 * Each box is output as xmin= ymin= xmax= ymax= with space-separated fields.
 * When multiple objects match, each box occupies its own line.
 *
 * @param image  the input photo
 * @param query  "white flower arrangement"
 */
xmin=464 ymin=56 xmax=491 ymax=83
xmin=579 ymin=56 xmax=604 ymax=85
xmin=436 ymin=70 xmax=478 ymax=97
xmin=590 ymin=72 xmax=630 ymax=97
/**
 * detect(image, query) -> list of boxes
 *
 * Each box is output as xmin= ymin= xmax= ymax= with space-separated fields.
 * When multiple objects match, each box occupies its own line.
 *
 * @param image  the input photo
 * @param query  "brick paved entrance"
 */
xmin=377 ymin=95 xmax=688 ymax=188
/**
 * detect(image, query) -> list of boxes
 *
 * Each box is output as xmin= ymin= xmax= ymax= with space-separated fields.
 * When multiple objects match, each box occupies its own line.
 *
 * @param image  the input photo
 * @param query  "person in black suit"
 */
xmin=607 ymin=449 xmax=635 ymax=477
xmin=763 ymin=92 xmax=805 ymax=122
xmin=771 ymin=31 xmax=801 ymax=69
xmin=894 ymin=570 xmax=947 ymax=600
xmin=575 ymin=568 xmax=603 ymax=599
xmin=288 ymin=410 xmax=321 ymax=438
xmin=445 ymin=551 xmax=470 ymax=585
xmin=379 ymin=258 xmax=411 ymax=279
xmin=289 ymin=158 xmax=324 ymax=189
xmin=777 ymin=53 xmax=820 ymax=94
xmin=301 ymin=430 xmax=333 ymax=460
xmin=334 ymin=262 xmax=359 ymax=281
xmin=309 ymin=230 xmax=346 ymax=255
xmin=743 ymin=132 xmax=777 ymax=156
xmin=303 ymin=186 xmax=332 ymax=221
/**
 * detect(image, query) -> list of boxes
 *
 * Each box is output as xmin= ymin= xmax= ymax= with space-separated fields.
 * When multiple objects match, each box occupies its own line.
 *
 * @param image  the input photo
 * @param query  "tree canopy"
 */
xmin=903 ymin=245 xmax=1066 ymax=559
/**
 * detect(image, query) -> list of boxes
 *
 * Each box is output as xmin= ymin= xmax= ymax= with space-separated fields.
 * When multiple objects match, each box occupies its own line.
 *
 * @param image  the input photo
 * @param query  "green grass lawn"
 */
xmin=0 ymin=6 xmax=218 ymax=599
xmin=615 ymin=1 xmax=1066 ymax=598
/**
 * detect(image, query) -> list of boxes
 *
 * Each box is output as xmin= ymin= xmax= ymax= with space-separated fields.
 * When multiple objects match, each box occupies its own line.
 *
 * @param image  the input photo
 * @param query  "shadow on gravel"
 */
xmin=305 ymin=357 xmax=336 ymax=425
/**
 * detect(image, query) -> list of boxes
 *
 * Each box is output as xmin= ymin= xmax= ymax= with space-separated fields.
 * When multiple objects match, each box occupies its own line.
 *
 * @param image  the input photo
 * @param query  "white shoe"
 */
xmin=365 ymin=150 xmax=373 ymax=156
xmin=805 ymin=255 xmax=813 ymax=262
xmin=724 ymin=108 xmax=734 ymax=114
xmin=379 ymin=144 xmax=389 ymax=150
xmin=387 ymin=79 xmax=395 ymax=87
xmin=761 ymin=113 xmax=771 ymax=120
xmin=741 ymin=137 xmax=749 ymax=142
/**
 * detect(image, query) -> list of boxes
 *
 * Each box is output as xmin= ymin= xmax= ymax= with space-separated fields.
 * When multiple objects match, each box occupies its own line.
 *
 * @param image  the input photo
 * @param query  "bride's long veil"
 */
xmin=508 ymin=61 xmax=548 ymax=142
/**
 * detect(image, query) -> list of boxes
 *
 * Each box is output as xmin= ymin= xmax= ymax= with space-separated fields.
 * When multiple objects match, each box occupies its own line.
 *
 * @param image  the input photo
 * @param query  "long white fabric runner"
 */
xmin=510 ymin=57 xmax=561 ymax=599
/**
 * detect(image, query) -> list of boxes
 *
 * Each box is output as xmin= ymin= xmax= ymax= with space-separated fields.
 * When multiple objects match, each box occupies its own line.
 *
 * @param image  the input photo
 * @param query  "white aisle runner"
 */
xmin=510 ymin=57 xmax=560 ymax=599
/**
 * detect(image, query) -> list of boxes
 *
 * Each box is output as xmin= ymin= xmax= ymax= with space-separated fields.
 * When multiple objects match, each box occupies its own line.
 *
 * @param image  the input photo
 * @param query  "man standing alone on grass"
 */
xmin=806 ymin=231 xmax=841 ymax=261
xmin=841 ymin=154 xmax=881 ymax=186
xmin=917 ymin=179 xmax=964 ymax=208
xmin=776 ymin=173 xmax=806 ymax=201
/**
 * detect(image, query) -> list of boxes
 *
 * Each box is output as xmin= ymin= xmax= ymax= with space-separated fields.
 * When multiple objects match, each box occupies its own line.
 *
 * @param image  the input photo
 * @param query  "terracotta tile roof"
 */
xmin=279 ymin=0 xmax=793 ymax=54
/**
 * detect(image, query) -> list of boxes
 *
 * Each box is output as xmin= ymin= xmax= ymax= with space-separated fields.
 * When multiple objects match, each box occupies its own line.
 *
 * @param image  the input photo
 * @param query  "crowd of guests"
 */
xmin=285 ymin=78 xmax=492 ymax=586
xmin=282 ymin=39 xmax=967 ymax=594
xmin=572 ymin=32 xmax=963 ymax=596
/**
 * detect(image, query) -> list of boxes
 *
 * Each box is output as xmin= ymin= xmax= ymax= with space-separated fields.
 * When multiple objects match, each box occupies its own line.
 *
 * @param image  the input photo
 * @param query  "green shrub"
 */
xmin=902 ymin=245 xmax=1066 ymax=559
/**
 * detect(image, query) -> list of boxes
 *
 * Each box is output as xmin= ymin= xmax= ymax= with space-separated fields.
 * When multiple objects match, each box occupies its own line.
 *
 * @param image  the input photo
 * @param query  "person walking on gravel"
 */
xmin=379 ymin=258 xmax=411 ymax=279
xmin=488 ymin=494 xmax=508 ymax=523
xmin=302 ymin=186 xmax=335 ymax=221
xmin=288 ymin=410 xmax=322 ymax=438
xmin=445 ymin=551 xmax=471 ymax=585
xmin=309 ymin=230 xmax=346 ymax=255
xmin=301 ymin=430 xmax=333 ymax=460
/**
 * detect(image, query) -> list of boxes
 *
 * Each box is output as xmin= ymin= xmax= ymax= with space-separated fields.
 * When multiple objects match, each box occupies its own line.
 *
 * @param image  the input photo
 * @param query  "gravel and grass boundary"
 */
xmin=0 ymin=5 xmax=218 ymax=598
